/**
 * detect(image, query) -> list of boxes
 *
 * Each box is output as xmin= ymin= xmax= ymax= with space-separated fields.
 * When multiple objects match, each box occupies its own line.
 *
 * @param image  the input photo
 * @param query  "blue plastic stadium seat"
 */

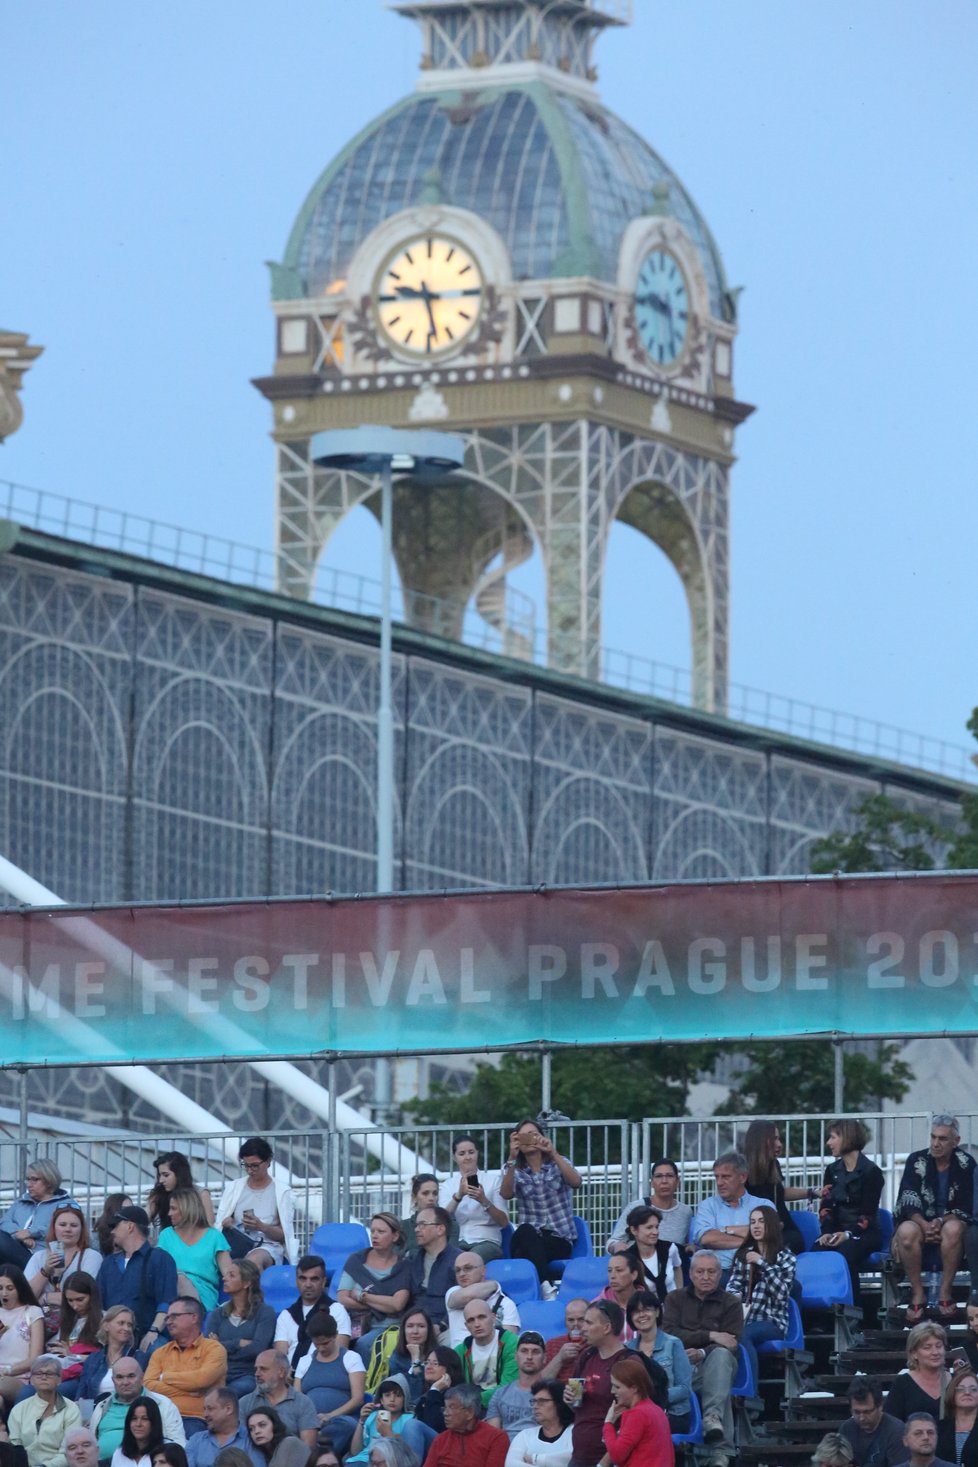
xmin=731 ymin=1343 xmax=756 ymax=1397
xmin=485 ymin=1258 xmax=541 ymax=1303
xmin=310 ymin=1221 xmax=370 ymax=1257
xmin=557 ymin=1255 xmax=609 ymax=1301
xmin=516 ymin=1300 xmax=567 ymax=1339
xmin=322 ymin=1250 xmax=352 ymax=1285
xmin=670 ymin=1390 xmax=703 ymax=1447
xmin=758 ymin=1296 xmax=805 ymax=1355
xmin=792 ymin=1210 xmax=821 ymax=1251
xmin=866 ymin=1208 xmax=895 ymax=1269
xmin=500 ymin=1223 xmax=514 ymax=1258
xmin=260 ymin=1263 xmax=297 ymax=1314
xmin=550 ymin=1216 xmax=593 ymax=1279
xmin=795 ymin=1251 xmax=853 ymax=1308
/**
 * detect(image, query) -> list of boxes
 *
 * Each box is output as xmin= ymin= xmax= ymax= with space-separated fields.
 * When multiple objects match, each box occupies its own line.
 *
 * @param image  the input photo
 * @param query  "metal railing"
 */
xmin=2 ymin=477 xmax=973 ymax=783
xmin=0 ymin=1111 xmax=969 ymax=1254
xmin=0 ymin=1128 xmax=333 ymax=1250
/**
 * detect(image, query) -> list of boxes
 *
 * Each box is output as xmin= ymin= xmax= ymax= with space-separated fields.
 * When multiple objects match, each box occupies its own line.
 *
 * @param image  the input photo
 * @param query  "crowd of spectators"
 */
xmin=3 ymin=1113 xmax=978 ymax=1467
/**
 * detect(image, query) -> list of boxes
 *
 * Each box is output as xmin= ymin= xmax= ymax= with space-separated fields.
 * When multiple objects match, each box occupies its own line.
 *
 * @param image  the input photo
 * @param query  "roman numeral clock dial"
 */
xmin=375 ymin=235 xmax=484 ymax=358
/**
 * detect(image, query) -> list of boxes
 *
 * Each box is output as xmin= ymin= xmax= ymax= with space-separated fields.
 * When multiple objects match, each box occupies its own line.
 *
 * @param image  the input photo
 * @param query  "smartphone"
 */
xmin=378 ymin=1411 xmax=391 ymax=1423
xmin=467 ymin=1172 xmax=480 ymax=1190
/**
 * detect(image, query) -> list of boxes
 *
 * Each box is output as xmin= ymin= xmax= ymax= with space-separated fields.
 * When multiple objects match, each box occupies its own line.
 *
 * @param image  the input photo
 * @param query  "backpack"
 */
xmin=364 ymin=1324 xmax=400 ymax=1393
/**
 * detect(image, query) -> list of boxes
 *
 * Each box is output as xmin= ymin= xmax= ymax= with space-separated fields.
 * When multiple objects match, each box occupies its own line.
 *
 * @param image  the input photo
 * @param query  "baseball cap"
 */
xmin=112 ymin=1205 xmax=150 ymax=1229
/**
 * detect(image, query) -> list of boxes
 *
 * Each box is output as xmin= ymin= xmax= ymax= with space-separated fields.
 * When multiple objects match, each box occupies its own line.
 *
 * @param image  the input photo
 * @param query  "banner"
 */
xmin=0 ymin=872 xmax=976 ymax=1067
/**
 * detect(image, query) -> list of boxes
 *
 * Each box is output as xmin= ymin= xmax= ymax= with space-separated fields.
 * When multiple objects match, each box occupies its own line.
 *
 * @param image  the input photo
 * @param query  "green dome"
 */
xmin=279 ymin=81 xmax=731 ymax=318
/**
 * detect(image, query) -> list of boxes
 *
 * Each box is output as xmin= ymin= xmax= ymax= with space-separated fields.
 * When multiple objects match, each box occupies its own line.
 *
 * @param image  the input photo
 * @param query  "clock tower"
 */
xmin=255 ymin=0 xmax=752 ymax=710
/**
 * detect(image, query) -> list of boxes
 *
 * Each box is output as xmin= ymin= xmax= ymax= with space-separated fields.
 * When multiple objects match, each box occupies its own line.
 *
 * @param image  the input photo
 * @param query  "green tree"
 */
xmin=808 ymin=792 xmax=941 ymax=874
xmin=403 ymin=1042 xmax=722 ymax=1130
xmin=716 ymin=1039 xmax=912 ymax=1116
xmin=947 ymin=708 xmax=978 ymax=867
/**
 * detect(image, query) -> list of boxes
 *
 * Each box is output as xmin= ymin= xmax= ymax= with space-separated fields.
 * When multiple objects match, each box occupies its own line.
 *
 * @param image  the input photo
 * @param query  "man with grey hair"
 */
xmin=90 ymin=1354 xmax=186 ymax=1458
xmin=894 ymin=1113 xmax=974 ymax=1325
xmin=64 ymin=1428 xmax=101 ymax=1467
xmin=427 ymin=1382 xmax=508 ymax=1467
xmin=691 ymin=1150 xmax=775 ymax=1275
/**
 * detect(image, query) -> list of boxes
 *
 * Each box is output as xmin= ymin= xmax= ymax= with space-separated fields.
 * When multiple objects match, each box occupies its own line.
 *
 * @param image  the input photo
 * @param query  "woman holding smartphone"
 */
xmin=439 ymin=1136 xmax=509 ymax=1263
xmin=499 ymin=1120 xmax=582 ymax=1291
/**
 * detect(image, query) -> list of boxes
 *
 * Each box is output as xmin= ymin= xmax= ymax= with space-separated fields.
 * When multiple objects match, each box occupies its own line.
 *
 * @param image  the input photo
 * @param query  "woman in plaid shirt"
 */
xmin=726 ymin=1208 xmax=796 ymax=1383
xmin=498 ymin=1121 xmax=582 ymax=1295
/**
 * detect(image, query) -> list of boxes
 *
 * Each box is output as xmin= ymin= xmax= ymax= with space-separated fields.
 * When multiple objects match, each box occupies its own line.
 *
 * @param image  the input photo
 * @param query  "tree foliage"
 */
xmin=403 ymin=1042 xmax=722 ymax=1129
xmin=716 ymin=1039 xmax=912 ymax=1116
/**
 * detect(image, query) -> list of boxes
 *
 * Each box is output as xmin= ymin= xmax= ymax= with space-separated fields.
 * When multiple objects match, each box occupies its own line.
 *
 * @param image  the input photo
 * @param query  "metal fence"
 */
xmin=0 ymin=1111 xmax=966 ymax=1252
xmin=0 ymin=1129 xmax=332 ymax=1251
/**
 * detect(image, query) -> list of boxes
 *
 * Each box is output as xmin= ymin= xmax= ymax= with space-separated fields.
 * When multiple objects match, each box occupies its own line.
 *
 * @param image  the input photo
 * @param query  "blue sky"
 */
xmin=4 ymin=2 xmax=977 ymax=774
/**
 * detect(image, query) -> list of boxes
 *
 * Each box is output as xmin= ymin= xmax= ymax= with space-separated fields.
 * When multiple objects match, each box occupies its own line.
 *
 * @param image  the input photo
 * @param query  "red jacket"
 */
xmin=602 ymin=1399 xmax=674 ymax=1467
xmin=427 ymin=1420 xmax=509 ymax=1467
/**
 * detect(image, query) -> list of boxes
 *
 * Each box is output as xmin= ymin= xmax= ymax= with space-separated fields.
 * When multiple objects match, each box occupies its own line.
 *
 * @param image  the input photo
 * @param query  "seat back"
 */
xmin=866 ymin=1207 xmax=896 ymax=1268
xmin=260 ymin=1263 xmax=297 ymax=1314
xmin=731 ymin=1343 xmax=755 ymax=1396
xmin=758 ymin=1296 xmax=805 ymax=1355
xmin=557 ymin=1255 xmax=609 ymax=1300
xmin=795 ymin=1251 xmax=853 ymax=1308
xmin=310 ymin=1221 xmax=370 ymax=1257
xmin=670 ymin=1389 xmax=703 ymax=1445
xmin=485 ymin=1257 xmax=541 ymax=1303
xmin=515 ymin=1300 xmax=567 ymax=1340
xmin=792 ymin=1210 xmax=821 ymax=1251
xmin=550 ymin=1216 xmax=594 ymax=1278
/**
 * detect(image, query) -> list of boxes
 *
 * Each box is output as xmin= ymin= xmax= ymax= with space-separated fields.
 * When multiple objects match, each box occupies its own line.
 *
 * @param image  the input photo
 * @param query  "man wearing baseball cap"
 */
xmin=486 ymin=1331 xmax=547 ymax=1440
xmin=96 ymin=1205 xmax=178 ymax=1349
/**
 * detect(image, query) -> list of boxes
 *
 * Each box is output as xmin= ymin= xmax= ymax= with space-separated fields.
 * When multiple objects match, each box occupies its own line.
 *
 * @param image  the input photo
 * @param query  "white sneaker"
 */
xmin=541 ymin=1281 xmax=559 ymax=1300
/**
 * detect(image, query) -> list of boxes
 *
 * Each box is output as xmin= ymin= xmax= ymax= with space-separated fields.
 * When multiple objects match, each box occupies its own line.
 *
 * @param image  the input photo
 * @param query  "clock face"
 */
xmin=635 ymin=248 xmax=689 ymax=366
xmin=375 ymin=234 xmax=484 ymax=357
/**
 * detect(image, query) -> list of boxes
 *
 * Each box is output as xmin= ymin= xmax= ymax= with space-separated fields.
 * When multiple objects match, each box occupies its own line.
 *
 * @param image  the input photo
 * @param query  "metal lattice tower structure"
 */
xmin=257 ymin=0 xmax=753 ymax=711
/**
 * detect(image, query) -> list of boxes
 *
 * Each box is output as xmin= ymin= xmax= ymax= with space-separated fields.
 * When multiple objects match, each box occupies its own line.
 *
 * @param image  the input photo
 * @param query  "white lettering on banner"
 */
xmin=528 ymin=944 xmax=567 ymax=999
xmin=331 ymin=952 xmax=346 ymax=1007
xmin=582 ymin=944 xmax=619 ymax=998
xmin=632 ymin=941 xmax=675 ymax=996
xmin=362 ymin=950 xmax=399 ymax=1005
xmin=282 ymin=953 xmax=314 ymax=1009
xmin=920 ymin=930 xmax=958 ymax=987
xmin=405 ymin=949 xmax=448 ymax=1004
xmin=187 ymin=957 xmax=220 ymax=1014
xmin=140 ymin=958 xmax=175 ymax=1014
xmin=688 ymin=938 xmax=726 ymax=994
xmin=233 ymin=957 xmax=271 ymax=1011
xmin=11 ymin=963 xmax=61 ymax=1019
xmin=75 ymin=961 xmax=107 ymax=1017
xmin=796 ymin=935 xmax=828 ymax=989
xmin=5 ymin=923 xmax=978 ymax=1028
xmin=459 ymin=948 xmax=491 ymax=1003
xmin=866 ymin=933 xmax=905 ymax=988
xmin=741 ymin=937 xmax=782 ymax=993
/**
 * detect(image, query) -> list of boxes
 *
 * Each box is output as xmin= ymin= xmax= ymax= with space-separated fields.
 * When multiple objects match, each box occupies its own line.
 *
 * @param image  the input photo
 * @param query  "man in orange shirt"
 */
xmin=144 ymin=1297 xmax=227 ymax=1434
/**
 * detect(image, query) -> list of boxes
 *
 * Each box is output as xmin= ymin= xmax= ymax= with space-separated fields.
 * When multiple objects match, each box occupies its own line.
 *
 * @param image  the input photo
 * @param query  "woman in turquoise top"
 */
xmin=156 ymin=1188 xmax=230 ymax=1312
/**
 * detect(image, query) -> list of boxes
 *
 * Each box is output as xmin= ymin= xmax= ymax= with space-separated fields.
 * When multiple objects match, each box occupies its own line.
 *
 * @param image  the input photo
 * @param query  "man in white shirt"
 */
xmin=274 ymin=1255 xmax=352 ymax=1367
xmin=691 ymin=1151 xmax=775 ymax=1276
xmin=90 ymin=1356 xmax=186 ymax=1459
xmin=444 ymin=1252 xmax=521 ymax=1346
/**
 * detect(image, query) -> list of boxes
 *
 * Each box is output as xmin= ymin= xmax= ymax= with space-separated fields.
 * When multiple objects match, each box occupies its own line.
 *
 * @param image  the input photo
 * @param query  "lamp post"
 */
xmin=310 ymin=426 xmax=465 ymax=893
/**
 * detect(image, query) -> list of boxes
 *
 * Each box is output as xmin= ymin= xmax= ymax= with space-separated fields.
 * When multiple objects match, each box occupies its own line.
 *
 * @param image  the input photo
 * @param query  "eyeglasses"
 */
xmin=165 ymin=1311 xmax=194 ymax=1323
xmin=31 ymin=1368 xmax=59 ymax=1377
xmin=240 ymin=1161 xmax=265 ymax=1171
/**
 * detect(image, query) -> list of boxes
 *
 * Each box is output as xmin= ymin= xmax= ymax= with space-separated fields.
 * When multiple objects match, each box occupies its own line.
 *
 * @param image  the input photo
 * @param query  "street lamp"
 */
xmin=310 ymin=425 xmax=465 ymax=894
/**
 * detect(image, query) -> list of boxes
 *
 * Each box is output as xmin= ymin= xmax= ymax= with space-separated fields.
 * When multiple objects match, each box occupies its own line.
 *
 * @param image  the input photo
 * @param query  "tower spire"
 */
xmin=392 ymin=0 xmax=631 ymax=88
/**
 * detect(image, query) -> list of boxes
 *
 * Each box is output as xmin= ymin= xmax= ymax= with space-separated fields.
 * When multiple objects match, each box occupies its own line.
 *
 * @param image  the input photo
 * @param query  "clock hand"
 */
xmin=636 ymin=291 xmax=672 ymax=316
xmin=419 ymin=281 xmax=439 ymax=346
